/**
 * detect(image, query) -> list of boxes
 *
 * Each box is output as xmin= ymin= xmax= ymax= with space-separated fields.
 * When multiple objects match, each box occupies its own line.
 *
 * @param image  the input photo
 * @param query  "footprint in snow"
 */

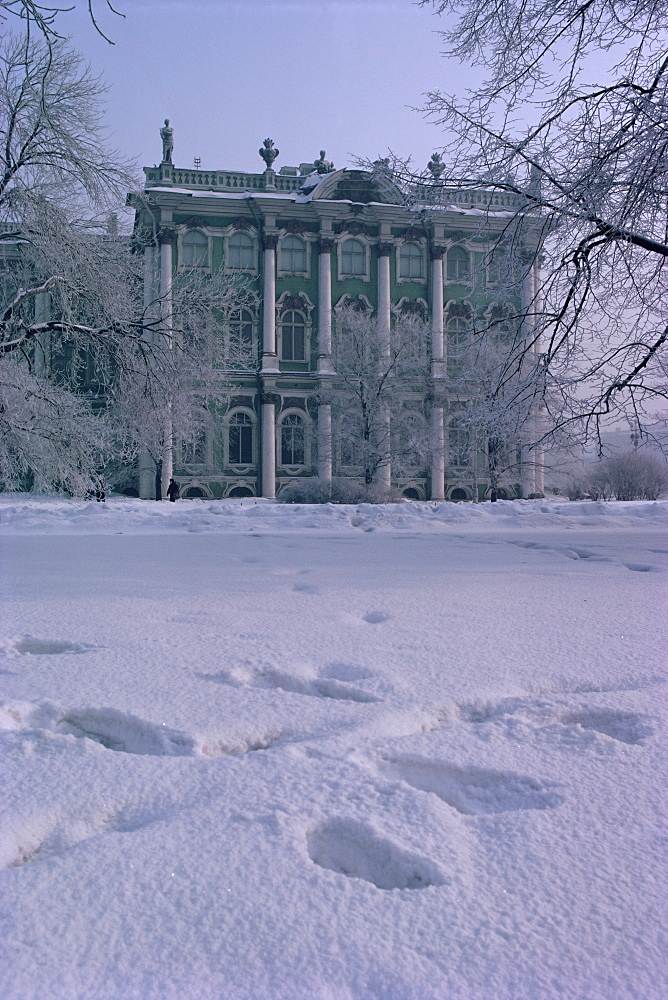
xmin=363 ymin=611 xmax=392 ymax=624
xmin=0 ymin=700 xmax=277 ymax=759
xmin=377 ymin=756 xmax=564 ymax=815
xmin=307 ymin=817 xmax=444 ymax=890
xmin=196 ymin=668 xmax=379 ymax=704
xmin=6 ymin=802 xmax=170 ymax=869
xmin=559 ymin=709 xmax=653 ymax=745
xmin=2 ymin=637 xmax=98 ymax=656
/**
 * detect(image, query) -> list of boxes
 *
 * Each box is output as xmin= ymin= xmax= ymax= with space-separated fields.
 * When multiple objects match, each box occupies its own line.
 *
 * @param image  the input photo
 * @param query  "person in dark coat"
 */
xmin=166 ymin=478 xmax=180 ymax=502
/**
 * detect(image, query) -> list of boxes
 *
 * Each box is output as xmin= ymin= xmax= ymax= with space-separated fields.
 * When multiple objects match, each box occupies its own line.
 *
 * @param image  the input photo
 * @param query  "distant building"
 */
xmin=129 ymin=133 xmax=544 ymax=500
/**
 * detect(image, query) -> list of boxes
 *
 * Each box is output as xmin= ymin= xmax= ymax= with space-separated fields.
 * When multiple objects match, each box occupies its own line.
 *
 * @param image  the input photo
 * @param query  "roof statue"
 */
xmin=160 ymin=119 xmax=173 ymax=163
xmin=259 ymin=138 xmax=279 ymax=169
xmin=314 ymin=150 xmax=335 ymax=174
xmin=427 ymin=152 xmax=445 ymax=179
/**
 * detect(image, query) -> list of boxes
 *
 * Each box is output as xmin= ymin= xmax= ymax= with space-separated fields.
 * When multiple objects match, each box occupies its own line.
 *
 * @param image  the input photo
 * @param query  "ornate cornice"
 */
xmin=333 ymin=219 xmax=367 ymax=236
xmin=282 ymin=219 xmax=306 ymax=235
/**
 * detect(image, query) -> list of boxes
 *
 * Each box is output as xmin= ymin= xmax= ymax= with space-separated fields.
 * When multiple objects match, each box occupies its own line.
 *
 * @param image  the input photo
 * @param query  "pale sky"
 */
xmin=58 ymin=0 xmax=473 ymax=183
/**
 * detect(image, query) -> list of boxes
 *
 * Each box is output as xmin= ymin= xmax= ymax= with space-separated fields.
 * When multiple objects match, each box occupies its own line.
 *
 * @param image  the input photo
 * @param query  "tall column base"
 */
xmin=430 ymin=406 xmax=445 ymax=500
xmin=317 ymin=403 xmax=332 ymax=481
xmin=261 ymin=398 xmax=276 ymax=498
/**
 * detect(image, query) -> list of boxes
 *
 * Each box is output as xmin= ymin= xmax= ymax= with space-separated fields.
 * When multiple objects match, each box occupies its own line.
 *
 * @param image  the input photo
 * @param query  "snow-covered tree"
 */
xmin=332 ymin=304 xmax=431 ymax=487
xmin=397 ymin=1 xmax=668 ymax=447
xmin=0 ymin=32 xmax=249 ymax=494
xmin=0 ymin=1 xmax=120 ymax=43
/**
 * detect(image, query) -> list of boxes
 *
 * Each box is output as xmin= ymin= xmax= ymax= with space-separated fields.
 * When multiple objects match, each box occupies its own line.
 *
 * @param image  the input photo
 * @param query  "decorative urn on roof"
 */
xmin=259 ymin=138 xmax=279 ymax=169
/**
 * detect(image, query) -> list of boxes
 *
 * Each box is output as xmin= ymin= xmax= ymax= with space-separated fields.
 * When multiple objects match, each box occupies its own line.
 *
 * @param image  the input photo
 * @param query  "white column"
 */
xmin=261 ymin=394 xmax=276 ymax=498
xmin=317 ymin=401 xmax=332 ymax=481
xmin=261 ymin=235 xmax=278 ymax=369
xmin=317 ymin=238 xmax=334 ymax=481
xmin=159 ymin=234 xmax=173 ymax=498
xmin=377 ymin=244 xmax=392 ymax=490
xmin=431 ymin=408 xmax=445 ymax=500
xmin=317 ymin=238 xmax=334 ymax=372
xmin=140 ymin=244 xmax=157 ymax=498
xmin=430 ymin=252 xmax=444 ymax=362
xmin=430 ymin=248 xmax=445 ymax=499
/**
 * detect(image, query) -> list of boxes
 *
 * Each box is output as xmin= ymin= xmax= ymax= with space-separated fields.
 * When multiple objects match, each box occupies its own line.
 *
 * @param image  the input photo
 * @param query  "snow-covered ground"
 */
xmin=0 ymin=494 xmax=666 ymax=1000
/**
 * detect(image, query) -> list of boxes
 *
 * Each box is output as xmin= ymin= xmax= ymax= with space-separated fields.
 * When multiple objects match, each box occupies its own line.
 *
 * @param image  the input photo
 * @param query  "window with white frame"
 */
xmin=341 ymin=238 xmax=366 ymax=276
xmin=449 ymin=418 xmax=471 ymax=466
xmin=228 ymin=231 xmax=255 ymax=269
xmin=280 ymin=235 xmax=307 ymax=273
xmin=280 ymin=413 xmax=306 ymax=465
xmin=399 ymin=242 xmax=423 ymax=279
xmin=182 ymin=229 xmax=208 ymax=268
xmin=446 ymin=245 xmax=470 ymax=282
xmin=447 ymin=315 xmax=471 ymax=376
xmin=280 ymin=309 xmax=307 ymax=362
xmin=228 ymin=410 xmax=255 ymax=466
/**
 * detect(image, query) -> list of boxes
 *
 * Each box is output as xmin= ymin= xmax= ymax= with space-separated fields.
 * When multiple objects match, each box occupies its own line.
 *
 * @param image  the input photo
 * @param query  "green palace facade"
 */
xmin=129 ymin=132 xmax=545 ymax=501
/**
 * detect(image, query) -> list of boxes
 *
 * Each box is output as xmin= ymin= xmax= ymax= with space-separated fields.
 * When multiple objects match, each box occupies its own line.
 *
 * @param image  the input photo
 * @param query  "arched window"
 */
xmin=450 ymin=487 xmax=470 ymax=502
xmin=280 ymin=310 xmax=306 ymax=361
xmin=228 ymin=410 xmax=254 ymax=466
xmin=181 ymin=426 xmax=207 ymax=465
xmin=228 ymin=307 xmax=255 ymax=355
xmin=228 ymin=231 xmax=254 ymax=269
xmin=449 ymin=419 xmax=471 ymax=467
xmin=341 ymin=238 xmax=366 ymax=276
xmin=446 ymin=245 xmax=470 ymax=281
xmin=447 ymin=316 xmax=470 ymax=376
xmin=281 ymin=413 xmax=306 ymax=466
xmin=182 ymin=229 xmax=208 ymax=268
xmin=399 ymin=242 xmax=423 ymax=279
xmin=281 ymin=235 xmax=307 ymax=272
